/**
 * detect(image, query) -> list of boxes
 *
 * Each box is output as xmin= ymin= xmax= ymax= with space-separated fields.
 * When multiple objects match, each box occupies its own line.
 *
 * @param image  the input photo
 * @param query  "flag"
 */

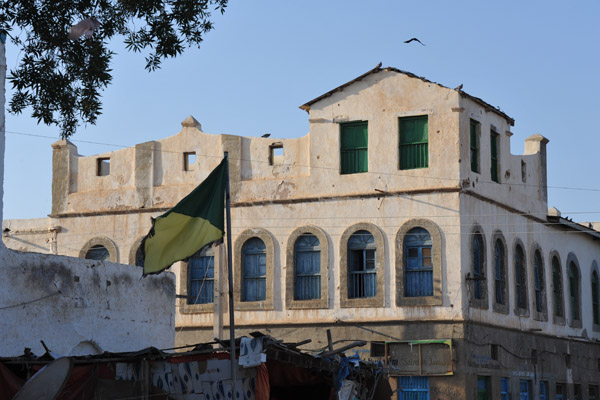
xmin=142 ymin=158 xmax=227 ymax=275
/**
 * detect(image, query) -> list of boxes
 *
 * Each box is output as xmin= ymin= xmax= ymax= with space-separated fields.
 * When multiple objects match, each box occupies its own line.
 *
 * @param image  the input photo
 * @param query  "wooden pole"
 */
xmin=224 ymin=152 xmax=237 ymax=389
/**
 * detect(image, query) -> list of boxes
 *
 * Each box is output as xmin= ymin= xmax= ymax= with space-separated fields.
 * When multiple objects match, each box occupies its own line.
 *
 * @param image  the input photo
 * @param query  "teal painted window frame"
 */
xmin=490 ymin=130 xmax=499 ymax=182
xmin=340 ymin=121 xmax=368 ymax=175
xmin=470 ymin=119 xmax=480 ymax=173
xmin=399 ymin=116 xmax=429 ymax=170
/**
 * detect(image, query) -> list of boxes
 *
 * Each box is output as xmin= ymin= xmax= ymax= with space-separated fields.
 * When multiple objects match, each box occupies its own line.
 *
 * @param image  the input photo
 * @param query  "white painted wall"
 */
xmin=0 ymin=248 xmax=175 ymax=356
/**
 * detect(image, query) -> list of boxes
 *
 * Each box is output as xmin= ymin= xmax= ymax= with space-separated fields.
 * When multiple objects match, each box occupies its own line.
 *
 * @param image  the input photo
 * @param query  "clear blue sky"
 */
xmin=4 ymin=0 xmax=600 ymax=222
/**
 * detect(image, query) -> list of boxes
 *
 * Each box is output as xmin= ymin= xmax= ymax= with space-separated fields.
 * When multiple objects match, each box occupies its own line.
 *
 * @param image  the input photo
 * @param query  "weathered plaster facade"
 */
xmin=5 ymin=66 xmax=600 ymax=399
xmin=0 ymin=249 xmax=175 ymax=356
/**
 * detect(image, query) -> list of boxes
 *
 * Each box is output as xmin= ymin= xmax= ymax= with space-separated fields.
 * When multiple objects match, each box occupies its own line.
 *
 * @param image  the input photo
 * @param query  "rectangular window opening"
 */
xmin=399 ymin=116 xmax=428 ymax=170
xmin=370 ymin=341 xmax=385 ymax=357
xmin=184 ymin=152 xmax=196 ymax=171
xmin=477 ymin=376 xmax=489 ymax=400
xmin=97 ymin=158 xmax=110 ymax=176
xmin=490 ymin=130 xmax=500 ymax=183
xmin=341 ymin=121 xmax=368 ymax=174
xmin=470 ymin=119 xmax=480 ymax=173
xmin=490 ymin=344 xmax=499 ymax=360
xmin=269 ymin=143 xmax=284 ymax=166
xmin=521 ymin=160 xmax=527 ymax=182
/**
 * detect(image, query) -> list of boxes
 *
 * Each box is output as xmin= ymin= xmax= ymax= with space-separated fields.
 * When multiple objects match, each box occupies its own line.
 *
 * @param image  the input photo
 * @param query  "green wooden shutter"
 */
xmin=399 ymin=116 xmax=428 ymax=170
xmin=490 ymin=131 xmax=499 ymax=182
xmin=340 ymin=122 xmax=368 ymax=174
xmin=470 ymin=120 xmax=479 ymax=173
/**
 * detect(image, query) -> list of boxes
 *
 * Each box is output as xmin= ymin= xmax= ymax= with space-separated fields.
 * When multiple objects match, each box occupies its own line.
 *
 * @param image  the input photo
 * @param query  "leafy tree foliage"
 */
xmin=0 ymin=0 xmax=227 ymax=138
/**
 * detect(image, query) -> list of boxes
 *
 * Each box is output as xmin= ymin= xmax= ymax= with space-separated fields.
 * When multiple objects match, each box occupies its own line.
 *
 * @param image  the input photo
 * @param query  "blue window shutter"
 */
xmin=472 ymin=234 xmax=484 ymax=300
xmin=242 ymin=237 xmax=267 ymax=302
xmin=500 ymin=378 xmax=510 ymax=400
xmin=188 ymin=248 xmax=215 ymax=304
xmin=348 ymin=230 xmax=376 ymax=299
xmin=398 ymin=376 xmax=429 ymax=400
xmin=404 ymin=227 xmax=433 ymax=297
xmin=494 ymin=240 xmax=506 ymax=305
xmin=294 ymin=234 xmax=321 ymax=300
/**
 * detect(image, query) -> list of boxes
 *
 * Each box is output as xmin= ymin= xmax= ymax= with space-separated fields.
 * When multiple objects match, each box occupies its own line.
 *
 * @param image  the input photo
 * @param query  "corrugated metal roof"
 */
xmin=300 ymin=63 xmax=515 ymax=126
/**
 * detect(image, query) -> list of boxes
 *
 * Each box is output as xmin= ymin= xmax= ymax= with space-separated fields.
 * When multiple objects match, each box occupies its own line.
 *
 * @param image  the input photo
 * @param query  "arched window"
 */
xmin=592 ymin=270 xmax=599 ymax=326
xmin=188 ymin=246 xmax=215 ymax=304
xmin=551 ymin=256 xmax=564 ymax=319
xmin=294 ymin=234 xmax=321 ymax=301
xmin=242 ymin=237 xmax=267 ymax=302
xmin=404 ymin=227 xmax=433 ymax=297
xmin=85 ymin=245 xmax=110 ymax=261
xmin=533 ymin=250 xmax=545 ymax=313
xmin=472 ymin=233 xmax=485 ymax=300
xmin=135 ymin=246 xmax=144 ymax=267
xmin=348 ymin=230 xmax=376 ymax=299
xmin=494 ymin=239 xmax=507 ymax=305
xmin=514 ymin=244 xmax=527 ymax=310
xmin=568 ymin=261 xmax=580 ymax=321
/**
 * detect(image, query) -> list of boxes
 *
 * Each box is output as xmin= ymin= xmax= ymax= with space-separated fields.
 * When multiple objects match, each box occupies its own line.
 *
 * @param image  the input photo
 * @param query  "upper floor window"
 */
xmin=184 ymin=152 xmax=196 ymax=171
xmin=347 ymin=230 xmax=376 ymax=298
xmin=242 ymin=237 xmax=267 ymax=302
xmin=592 ymin=270 xmax=599 ymax=326
xmin=514 ymin=244 xmax=528 ymax=311
xmin=472 ymin=233 xmax=485 ymax=300
xmin=294 ymin=234 xmax=321 ymax=301
xmin=551 ymin=256 xmax=564 ymax=319
xmin=188 ymin=247 xmax=214 ymax=304
xmin=494 ymin=238 xmax=507 ymax=306
xmin=97 ymin=157 xmax=110 ymax=176
xmin=404 ymin=227 xmax=433 ymax=297
xmin=85 ymin=245 xmax=109 ymax=261
xmin=568 ymin=261 xmax=580 ymax=322
xmin=399 ymin=116 xmax=428 ymax=170
xmin=470 ymin=119 xmax=480 ymax=173
xmin=490 ymin=130 xmax=500 ymax=183
xmin=340 ymin=121 xmax=368 ymax=174
xmin=533 ymin=250 xmax=545 ymax=313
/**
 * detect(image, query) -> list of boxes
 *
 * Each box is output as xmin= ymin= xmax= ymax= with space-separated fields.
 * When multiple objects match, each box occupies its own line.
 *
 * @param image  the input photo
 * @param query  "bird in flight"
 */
xmin=261 ymin=133 xmax=271 ymax=138
xmin=404 ymin=38 xmax=425 ymax=46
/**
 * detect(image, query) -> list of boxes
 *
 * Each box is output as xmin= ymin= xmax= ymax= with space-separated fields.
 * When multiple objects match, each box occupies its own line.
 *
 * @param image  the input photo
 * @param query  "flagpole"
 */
xmin=224 ymin=152 xmax=237 ymax=389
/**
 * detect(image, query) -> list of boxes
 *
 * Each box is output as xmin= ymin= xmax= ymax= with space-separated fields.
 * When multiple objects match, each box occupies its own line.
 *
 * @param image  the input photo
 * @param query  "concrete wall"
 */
xmin=0 ymin=248 xmax=175 ymax=356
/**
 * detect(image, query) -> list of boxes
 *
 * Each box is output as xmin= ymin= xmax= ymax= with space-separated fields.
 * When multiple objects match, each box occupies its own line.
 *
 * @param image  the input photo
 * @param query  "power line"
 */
xmin=4 ymin=128 xmax=600 ymax=194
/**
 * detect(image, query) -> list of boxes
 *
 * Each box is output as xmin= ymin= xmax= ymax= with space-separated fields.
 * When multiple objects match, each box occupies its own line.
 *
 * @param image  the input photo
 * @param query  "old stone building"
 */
xmin=5 ymin=65 xmax=600 ymax=399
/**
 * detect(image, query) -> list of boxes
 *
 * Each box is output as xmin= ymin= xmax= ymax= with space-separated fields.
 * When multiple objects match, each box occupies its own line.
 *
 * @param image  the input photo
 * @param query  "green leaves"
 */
xmin=1 ymin=0 xmax=228 ymax=138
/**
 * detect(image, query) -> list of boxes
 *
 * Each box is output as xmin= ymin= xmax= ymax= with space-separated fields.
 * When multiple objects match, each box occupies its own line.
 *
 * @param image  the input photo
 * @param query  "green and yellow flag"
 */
xmin=142 ymin=158 xmax=227 ymax=275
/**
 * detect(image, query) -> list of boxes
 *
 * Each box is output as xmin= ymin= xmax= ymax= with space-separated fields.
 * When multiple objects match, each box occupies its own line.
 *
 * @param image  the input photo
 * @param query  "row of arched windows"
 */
xmin=185 ymin=221 xmax=443 ymax=308
xmin=470 ymin=229 xmax=600 ymax=327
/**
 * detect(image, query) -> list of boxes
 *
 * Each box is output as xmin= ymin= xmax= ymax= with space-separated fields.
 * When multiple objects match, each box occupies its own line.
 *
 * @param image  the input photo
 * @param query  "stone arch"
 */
xmin=128 ymin=236 xmax=145 ymax=267
xmin=469 ymin=224 xmax=488 ymax=309
xmin=79 ymin=236 xmax=118 ymax=263
xmin=512 ymin=238 xmax=529 ymax=316
xmin=549 ymin=250 xmax=565 ymax=325
xmin=530 ymin=242 xmax=547 ymax=321
xmin=396 ymin=219 xmax=443 ymax=306
xmin=285 ymin=225 xmax=329 ymax=309
xmin=234 ymin=228 xmax=275 ymax=311
xmin=566 ymin=252 xmax=582 ymax=328
xmin=491 ymin=230 xmax=509 ymax=314
xmin=340 ymin=222 xmax=385 ymax=308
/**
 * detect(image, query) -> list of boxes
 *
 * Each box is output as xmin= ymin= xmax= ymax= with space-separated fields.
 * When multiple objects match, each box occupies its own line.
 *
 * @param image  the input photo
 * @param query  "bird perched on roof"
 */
xmin=455 ymin=84 xmax=463 ymax=91
xmin=261 ymin=133 xmax=271 ymax=138
xmin=404 ymin=38 xmax=425 ymax=46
